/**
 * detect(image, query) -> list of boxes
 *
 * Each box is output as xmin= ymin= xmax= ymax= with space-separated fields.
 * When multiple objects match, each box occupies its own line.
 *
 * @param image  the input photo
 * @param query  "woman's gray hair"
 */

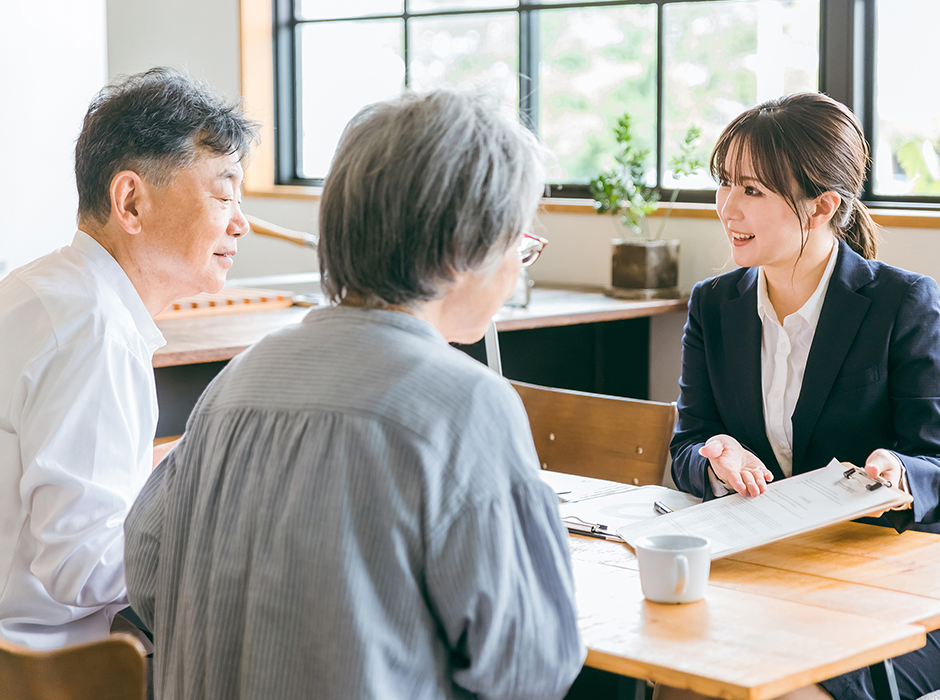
xmin=319 ymin=89 xmax=548 ymax=306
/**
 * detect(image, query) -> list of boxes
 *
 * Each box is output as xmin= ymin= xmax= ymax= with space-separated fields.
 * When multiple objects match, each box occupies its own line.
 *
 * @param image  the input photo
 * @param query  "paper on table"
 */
xmin=538 ymin=470 xmax=637 ymax=503
xmin=561 ymin=485 xmax=701 ymax=537
xmin=616 ymin=459 xmax=913 ymax=559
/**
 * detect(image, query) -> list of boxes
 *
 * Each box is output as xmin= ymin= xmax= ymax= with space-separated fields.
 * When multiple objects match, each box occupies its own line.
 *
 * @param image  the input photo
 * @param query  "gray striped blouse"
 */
xmin=125 ymin=306 xmax=585 ymax=700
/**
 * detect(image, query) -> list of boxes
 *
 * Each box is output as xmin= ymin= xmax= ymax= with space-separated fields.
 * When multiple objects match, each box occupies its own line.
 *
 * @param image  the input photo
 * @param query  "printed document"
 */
xmin=616 ymin=459 xmax=913 ymax=559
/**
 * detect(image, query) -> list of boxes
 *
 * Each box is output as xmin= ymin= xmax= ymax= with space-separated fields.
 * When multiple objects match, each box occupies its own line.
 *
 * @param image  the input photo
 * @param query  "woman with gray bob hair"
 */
xmin=124 ymin=86 xmax=583 ymax=700
xmin=319 ymin=88 xmax=547 ymax=310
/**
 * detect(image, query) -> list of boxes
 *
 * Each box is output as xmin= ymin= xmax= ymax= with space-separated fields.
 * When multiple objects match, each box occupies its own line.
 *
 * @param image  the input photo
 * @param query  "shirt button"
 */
xmin=773 ymin=391 xmax=781 ymax=398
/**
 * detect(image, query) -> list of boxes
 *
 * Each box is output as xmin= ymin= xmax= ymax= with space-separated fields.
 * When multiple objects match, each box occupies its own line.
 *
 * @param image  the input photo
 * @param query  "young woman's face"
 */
xmin=715 ymin=153 xmax=807 ymax=273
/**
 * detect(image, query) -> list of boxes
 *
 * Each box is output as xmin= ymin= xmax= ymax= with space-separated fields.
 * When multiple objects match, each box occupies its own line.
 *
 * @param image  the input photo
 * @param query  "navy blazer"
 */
xmin=671 ymin=240 xmax=940 ymax=532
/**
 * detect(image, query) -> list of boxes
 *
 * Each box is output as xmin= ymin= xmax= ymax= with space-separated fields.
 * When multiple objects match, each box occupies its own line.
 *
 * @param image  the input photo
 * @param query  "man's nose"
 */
xmin=230 ymin=203 xmax=250 ymax=237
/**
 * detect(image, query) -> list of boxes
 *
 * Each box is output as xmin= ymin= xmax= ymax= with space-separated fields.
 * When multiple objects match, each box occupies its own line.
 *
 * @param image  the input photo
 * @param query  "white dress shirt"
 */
xmin=757 ymin=241 xmax=840 ymax=477
xmin=0 ymin=231 xmax=164 ymax=649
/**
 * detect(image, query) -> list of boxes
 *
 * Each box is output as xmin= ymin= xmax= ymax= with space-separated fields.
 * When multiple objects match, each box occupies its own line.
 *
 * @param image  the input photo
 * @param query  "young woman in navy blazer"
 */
xmin=667 ymin=94 xmax=940 ymax=700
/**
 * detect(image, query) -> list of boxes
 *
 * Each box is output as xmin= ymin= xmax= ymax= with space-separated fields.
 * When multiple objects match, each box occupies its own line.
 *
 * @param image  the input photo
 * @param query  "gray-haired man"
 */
xmin=0 ymin=67 xmax=257 ymax=649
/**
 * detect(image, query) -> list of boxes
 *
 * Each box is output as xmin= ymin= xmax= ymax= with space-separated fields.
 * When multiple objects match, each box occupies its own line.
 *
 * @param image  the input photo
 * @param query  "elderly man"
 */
xmin=0 ymin=67 xmax=257 ymax=649
xmin=125 ymin=89 xmax=584 ymax=700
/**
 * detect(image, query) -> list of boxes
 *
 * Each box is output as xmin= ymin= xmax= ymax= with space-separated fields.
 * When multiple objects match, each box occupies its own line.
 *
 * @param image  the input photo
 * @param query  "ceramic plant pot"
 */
xmin=608 ymin=237 xmax=681 ymax=300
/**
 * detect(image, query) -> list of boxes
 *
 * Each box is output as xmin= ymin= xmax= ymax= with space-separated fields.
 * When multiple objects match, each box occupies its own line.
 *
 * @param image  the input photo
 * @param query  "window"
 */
xmin=871 ymin=0 xmax=940 ymax=203
xmin=263 ymin=0 xmax=939 ymax=208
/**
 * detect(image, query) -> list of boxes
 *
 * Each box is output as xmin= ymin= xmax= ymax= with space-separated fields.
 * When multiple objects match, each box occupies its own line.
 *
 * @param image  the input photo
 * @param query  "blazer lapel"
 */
xmin=791 ymin=242 xmax=874 ymax=471
xmin=721 ymin=269 xmax=782 ymax=478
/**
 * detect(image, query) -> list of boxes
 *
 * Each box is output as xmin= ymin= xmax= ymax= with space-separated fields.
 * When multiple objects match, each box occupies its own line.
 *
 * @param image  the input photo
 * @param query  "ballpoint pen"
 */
xmin=653 ymin=500 xmax=674 ymax=515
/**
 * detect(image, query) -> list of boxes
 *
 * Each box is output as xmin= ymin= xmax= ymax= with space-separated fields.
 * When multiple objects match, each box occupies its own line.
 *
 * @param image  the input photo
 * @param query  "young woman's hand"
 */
xmin=863 ymin=448 xmax=904 ymax=489
xmin=699 ymin=434 xmax=775 ymax=497
xmin=858 ymin=449 xmax=907 ymax=517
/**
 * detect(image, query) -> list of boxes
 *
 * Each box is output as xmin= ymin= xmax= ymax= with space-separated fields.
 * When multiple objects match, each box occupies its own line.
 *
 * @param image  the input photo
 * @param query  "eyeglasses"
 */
xmin=518 ymin=233 xmax=548 ymax=267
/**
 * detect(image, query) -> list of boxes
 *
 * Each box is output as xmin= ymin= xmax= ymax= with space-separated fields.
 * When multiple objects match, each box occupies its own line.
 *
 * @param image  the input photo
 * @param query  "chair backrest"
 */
xmin=511 ymin=380 xmax=677 ymax=486
xmin=0 ymin=633 xmax=147 ymax=700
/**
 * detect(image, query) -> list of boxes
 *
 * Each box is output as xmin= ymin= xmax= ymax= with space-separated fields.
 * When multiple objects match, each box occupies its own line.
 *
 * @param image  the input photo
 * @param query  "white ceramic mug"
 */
xmin=635 ymin=534 xmax=711 ymax=604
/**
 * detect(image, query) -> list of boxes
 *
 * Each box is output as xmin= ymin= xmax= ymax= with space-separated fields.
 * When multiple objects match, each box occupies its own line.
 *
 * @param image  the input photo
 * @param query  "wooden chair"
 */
xmin=511 ymin=380 xmax=677 ymax=486
xmin=0 ymin=633 xmax=148 ymax=700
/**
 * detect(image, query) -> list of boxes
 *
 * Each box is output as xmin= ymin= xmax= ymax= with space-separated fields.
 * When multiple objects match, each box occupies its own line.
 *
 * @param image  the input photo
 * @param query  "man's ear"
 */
xmin=807 ymin=190 xmax=841 ymax=231
xmin=110 ymin=171 xmax=146 ymax=235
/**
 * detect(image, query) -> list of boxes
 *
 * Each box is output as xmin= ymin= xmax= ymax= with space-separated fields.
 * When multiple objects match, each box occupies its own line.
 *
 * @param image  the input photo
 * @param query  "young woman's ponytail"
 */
xmin=839 ymin=198 xmax=878 ymax=260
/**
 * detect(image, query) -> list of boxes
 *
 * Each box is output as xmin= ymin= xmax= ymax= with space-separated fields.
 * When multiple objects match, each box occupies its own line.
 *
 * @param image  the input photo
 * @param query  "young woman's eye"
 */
xmin=717 ymin=178 xmax=730 ymax=187
xmin=744 ymin=186 xmax=762 ymax=196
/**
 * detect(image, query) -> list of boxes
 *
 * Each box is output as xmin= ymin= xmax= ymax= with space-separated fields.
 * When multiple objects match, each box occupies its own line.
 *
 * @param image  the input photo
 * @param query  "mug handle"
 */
xmin=674 ymin=555 xmax=689 ymax=595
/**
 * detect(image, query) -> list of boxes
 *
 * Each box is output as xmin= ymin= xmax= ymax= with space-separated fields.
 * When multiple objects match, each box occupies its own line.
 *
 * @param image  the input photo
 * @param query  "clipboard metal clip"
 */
xmin=563 ymin=516 xmax=613 ymax=538
xmin=842 ymin=466 xmax=892 ymax=491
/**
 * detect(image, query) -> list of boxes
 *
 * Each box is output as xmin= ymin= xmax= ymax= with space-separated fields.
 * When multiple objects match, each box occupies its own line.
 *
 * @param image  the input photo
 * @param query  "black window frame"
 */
xmin=273 ymin=0 xmax=939 ymax=209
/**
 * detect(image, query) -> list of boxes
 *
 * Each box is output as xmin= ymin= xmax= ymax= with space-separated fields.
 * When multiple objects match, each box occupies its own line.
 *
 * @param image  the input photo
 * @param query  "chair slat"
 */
xmin=511 ymin=380 xmax=676 ymax=486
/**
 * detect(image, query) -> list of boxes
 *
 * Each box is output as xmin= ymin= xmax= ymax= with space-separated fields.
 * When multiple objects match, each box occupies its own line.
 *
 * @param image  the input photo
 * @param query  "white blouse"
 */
xmin=708 ymin=242 xmax=838 ymax=495
xmin=757 ymin=241 xmax=840 ymax=477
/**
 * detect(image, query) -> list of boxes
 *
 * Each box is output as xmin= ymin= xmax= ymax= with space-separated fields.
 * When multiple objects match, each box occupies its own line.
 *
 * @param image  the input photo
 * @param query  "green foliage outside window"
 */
xmin=895 ymin=138 xmax=940 ymax=195
xmin=590 ymin=114 xmax=704 ymax=239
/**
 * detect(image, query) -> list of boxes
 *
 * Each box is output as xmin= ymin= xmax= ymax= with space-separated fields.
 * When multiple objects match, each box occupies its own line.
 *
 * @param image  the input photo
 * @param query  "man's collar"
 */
xmin=72 ymin=230 xmax=165 ymax=351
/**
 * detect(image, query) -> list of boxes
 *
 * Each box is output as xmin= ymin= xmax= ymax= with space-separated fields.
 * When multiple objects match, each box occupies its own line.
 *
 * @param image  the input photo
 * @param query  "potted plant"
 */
xmin=590 ymin=113 xmax=704 ymax=299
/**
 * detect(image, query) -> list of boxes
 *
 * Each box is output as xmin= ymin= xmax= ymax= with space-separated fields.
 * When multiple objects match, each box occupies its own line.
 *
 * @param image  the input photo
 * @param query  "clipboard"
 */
xmin=616 ymin=459 xmax=913 ymax=559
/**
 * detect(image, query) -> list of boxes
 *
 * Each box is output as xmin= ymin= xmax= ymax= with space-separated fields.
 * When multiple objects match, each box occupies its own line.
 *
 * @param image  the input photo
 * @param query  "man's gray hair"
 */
xmin=319 ymin=89 xmax=548 ymax=306
xmin=76 ymin=67 xmax=258 ymax=226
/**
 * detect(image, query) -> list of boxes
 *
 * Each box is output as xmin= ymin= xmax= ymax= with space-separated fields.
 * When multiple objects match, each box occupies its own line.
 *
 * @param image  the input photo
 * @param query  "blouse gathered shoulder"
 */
xmin=125 ymin=305 xmax=585 ymax=700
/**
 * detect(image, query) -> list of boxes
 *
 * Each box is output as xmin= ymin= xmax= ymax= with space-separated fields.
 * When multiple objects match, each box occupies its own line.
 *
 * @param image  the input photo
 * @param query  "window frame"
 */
xmin=244 ymin=0 xmax=939 ymax=210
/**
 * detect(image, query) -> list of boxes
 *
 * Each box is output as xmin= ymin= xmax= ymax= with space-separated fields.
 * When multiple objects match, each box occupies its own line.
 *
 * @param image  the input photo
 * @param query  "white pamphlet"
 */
xmin=616 ymin=459 xmax=913 ymax=559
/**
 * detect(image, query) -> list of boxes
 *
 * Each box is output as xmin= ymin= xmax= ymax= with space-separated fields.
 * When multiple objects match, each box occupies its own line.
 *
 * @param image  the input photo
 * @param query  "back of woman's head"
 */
xmin=710 ymin=92 xmax=877 ymax=259
xmin=319 ymin=89 xmax=547 ymax=306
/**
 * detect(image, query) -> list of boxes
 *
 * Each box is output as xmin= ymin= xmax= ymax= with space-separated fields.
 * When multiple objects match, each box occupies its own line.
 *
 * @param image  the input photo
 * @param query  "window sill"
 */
xmin=245 ymin=183 xmax=323 ymax=200
xmin=243 ymin=187 xmax=940 ymax=231
xmin=541 ymin=199 xmax=940 ymax=230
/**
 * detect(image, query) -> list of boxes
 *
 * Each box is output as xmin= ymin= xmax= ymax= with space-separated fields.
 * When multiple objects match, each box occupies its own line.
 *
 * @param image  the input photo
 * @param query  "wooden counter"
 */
xmin=154 ymin=285 xmax=687 ymax=368
xmin=152 ymin=285 xmax=687 ymax=438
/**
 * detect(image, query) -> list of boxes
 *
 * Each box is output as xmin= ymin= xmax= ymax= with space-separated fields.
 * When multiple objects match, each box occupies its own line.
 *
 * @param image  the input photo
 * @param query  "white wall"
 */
xmin=103 ymin=0 xmax=940 ymax=405
xmin=106 ymin=0 xmax=241 ymax=96
xmin=0 ymin=1 xmax=108 ymax=275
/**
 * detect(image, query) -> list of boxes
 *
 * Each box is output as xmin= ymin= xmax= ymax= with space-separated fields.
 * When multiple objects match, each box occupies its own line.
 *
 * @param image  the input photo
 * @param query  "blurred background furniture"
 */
xmin=0 ymin=633 xmax=147 ymax=700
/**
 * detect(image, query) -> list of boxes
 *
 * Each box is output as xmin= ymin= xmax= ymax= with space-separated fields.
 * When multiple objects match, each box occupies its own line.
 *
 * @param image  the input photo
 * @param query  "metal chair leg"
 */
xmin=870 ymin=659 xmax=901 ymax=700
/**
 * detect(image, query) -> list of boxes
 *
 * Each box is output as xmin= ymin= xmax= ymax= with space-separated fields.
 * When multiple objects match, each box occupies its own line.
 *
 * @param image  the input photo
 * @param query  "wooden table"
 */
xmin=568 ymin=522 xmax=938 ymax=700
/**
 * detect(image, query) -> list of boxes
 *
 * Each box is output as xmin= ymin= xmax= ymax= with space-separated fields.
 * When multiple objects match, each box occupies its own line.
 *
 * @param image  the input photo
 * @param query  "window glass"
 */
xmin=409 ymin=13 xmax=518 ymax=111
xmin=297 ymin=20 xmax=405 ymax=179
xmin=538 ymin=5 xmax=656 ymax=185
xmin=281 ymin=0 xmax=936 ymax=205
xmin=297 ymin=0 xmax=402 ymax=20
xmin=409 ymin=0 xmax=517 ymax=12
xmin=662 ymin=0 xmax=819 ymax=189
xmin=873 ymin=0 xmax=940 ymax=196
